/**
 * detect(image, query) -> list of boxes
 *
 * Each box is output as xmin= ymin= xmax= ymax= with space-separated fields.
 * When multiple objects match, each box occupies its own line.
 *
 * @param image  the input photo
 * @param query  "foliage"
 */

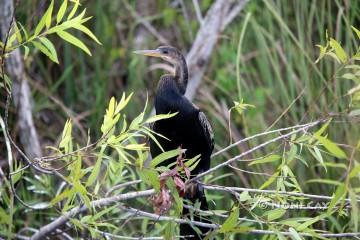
xmin=0 ymin=0 xmax=360 ymax=239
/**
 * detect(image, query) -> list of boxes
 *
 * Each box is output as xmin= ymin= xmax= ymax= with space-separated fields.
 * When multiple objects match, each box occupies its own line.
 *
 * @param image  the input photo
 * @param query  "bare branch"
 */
xmin=203 ymin=184 xmax=360 ymax=203
xmin=191 ymin=118 xmax=325 ymax=182
xmin=30 ymin=189 xmax=155 ymax=240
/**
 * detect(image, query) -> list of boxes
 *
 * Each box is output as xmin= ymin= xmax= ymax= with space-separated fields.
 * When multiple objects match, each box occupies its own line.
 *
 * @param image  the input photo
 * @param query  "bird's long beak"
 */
xmin=133 ymin=49 xmax=162 ymax=58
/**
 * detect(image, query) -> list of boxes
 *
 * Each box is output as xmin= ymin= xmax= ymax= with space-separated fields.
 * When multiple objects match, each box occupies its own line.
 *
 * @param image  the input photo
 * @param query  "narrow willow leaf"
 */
xmin=219 ymin=207 xmax=239 ymax=233
xmin=352 ymin=26 xmax=360 ymax=39
xmin=314 ymin=135 xmax=347 ymax=159
xmin=150 ymin=149 xmax=181 ymax=168
xmin=57 ymin=0 xmax=68 ymax=23
xmin=289 ymin=227 xmax=304 ymax=240
xmin=327 ymin=183 xmax=346 ymax=214
xmin=14 ymin=23 xmax=22 ymax=43
xmin=45 ymin=0 xmax=54 ymax=29
xmin=56 ymin=30 xmax=91 ymax=55
xmin=307 ymin=179 xmax=341 ymax=186
xmin=50 ymin=187 xmax=75 ymax=205
xmin=314 ymin=119 xmax=331 ymax=138
xmin=315 ymin=44 xmax=326 ymax=63
xmin=139 ymin=168 xmax=160 ymax=191
xmin=145 ymin=112 xmax=178 ymax=124
xmin=38 ymin=37 xmax=59 ymax=63
xmin=349 ymin=164 xmax=360 ymax=179
xmin=325 ymin=52 xmax=341 ymax=64
xmin=17 ymin=22 xmax=28 ymax=40
xmin=67 ymin=0 xmax=80 ymax=20
xmin=115 ymin=92 xmax=133 ymax=114
xmin=86 ymin=147 xmax=105 ymax=186
xmin=73 ymin=180 xmax=91 ymax=209
xmin=32 ymin=40 xmax=58 ymax=63
xmin=330 ymin=38 xmax=348 ymax=63
xmin=260 ymin=171 xmax=279 ymax=189
xmin=264 ymin=208 xmax=286 ymax=221
xmin=248 ymin=154 xmax=281 ymax=166
xmin=296 ymin=215 xmax=324 ymax=231
xmin=34 ymin=0 xmax=53 ymax=35
xmin=72 ymin=24 xmax=101 ymax=45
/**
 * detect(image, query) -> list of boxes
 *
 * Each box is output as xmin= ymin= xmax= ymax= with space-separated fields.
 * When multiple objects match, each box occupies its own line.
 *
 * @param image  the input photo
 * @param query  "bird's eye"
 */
xmin=162 ymin=50 xmax=168 ymax=54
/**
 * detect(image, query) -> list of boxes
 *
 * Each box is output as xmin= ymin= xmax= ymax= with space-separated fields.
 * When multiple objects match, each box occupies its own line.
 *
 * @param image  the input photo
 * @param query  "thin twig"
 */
xmin=192 ymin=119 xmax=325 ymax=182
xmin=203 ymin=184 xmax=360 ymax=203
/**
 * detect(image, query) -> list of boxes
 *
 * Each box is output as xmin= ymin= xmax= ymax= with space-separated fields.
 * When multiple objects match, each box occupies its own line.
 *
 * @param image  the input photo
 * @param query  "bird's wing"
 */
xmin=198 ymin=111 xmax=214 ymax=152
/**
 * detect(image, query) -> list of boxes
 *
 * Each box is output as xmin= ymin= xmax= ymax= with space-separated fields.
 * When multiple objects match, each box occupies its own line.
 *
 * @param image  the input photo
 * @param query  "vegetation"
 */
xmin=0 ymin=0 xmax=359 ymax=239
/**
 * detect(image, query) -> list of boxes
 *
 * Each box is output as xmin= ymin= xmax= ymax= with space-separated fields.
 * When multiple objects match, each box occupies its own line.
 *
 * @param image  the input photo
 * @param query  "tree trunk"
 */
xmin=0 ymin=0 xmax=42 ymax=159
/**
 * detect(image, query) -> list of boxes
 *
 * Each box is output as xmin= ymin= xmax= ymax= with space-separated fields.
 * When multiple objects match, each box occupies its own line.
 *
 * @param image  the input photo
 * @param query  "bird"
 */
xmin=134 ymin=46 xmax=214 ymax=239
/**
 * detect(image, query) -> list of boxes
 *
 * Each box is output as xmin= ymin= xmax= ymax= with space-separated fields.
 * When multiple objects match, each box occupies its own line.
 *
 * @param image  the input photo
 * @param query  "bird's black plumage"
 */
xmin=135 ymin=46 xmax=213 ymax=239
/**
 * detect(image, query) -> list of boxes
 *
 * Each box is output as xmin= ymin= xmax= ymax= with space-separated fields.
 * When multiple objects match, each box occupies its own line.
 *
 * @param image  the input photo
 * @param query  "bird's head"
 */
xmin=133 ymin=46 xmax=181 ymax=65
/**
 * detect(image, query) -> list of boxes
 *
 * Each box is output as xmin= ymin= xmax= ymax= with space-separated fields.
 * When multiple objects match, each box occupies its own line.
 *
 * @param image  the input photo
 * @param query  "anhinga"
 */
xmin=134 ymin=46 xmax=214 ymax=239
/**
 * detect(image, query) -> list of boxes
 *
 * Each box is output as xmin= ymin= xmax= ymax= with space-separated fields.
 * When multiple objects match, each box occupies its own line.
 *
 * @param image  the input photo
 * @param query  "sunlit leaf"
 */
xmin=57 ymin=0 xmax=68 ymax=23
xmin=314 ymin=135 xmax=347 ymax=159
xmin=56 ymin=30 xmax=91 ymax=55
xmin=72 ymin=24 xmax=101 ymax=45
xmin=329 ymin=38 xmax=348 ymax=63
xmin=219 ymin=207 xmax=239 ymax=233
xmin=248 ymin=154 xmax=281 ymax=166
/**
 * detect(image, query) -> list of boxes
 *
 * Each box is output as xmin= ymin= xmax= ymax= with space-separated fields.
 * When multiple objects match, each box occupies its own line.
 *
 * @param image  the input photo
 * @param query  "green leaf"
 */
xmin=349 ymin=164 xmax=360 ymax=178
xmin=314 ymin=119 xmax=331 ymax=138
xmin=59 ymin=119 xmax=73 ymax=154
xmin=14 ymin=23 xmax=22 ymax=43
xmin=73 ymin=180 xmax=91 ymax=209
xmin=327 ymin=183 xmax=346 ymax=214
xmin=139 ymin=168 xmax=160 ymax=191
xmin=263 ymin=208 xmax=286 ymax=221
xmin=219 ymin=207 xmax=239 ymax=233
xmin=145 ymin=112 xmax=178 ymax=124
xmin=38 ymin=37 xmax=59 ymax=63
xmin=72 ymin=24 xmax=101 ymax=45
xmin=306 ymin=179 xmax=341 ymax=186
xmin=329 ymin=38 xmax=348 ymax=63
xmin=45 ymin=0 xmax=54 ymax=29
xmin=57 ymin=0 xmax=68 ymax=23
xmin=248 ymin=154 xmax=281 ymax=166
xmin=296 ymin=215 xmax=324 ymax=231
xmin=150 ymin=149 xmax=181 ymax=168
xmin=314 ymin=135 xmax=347 ymax=159
xmin=115 ymin=92 xmax=133 ymax=114
xmin=352 ymin=26 xmax=360 ymax=39
xmin=50 ymin=187 xmax=75 ymax=206
xmin=260 ymin=171 xmax=279 ymax=189
xmin=67 ymin=0 xmax=80 ymax=20
xmin=33 ymin=41 xmax=56 ymax=63
xmin=315 ymin=44 xmax=327 ymax=64
xmin=289 ymin=227 xmax=304 ymax=240
xmin=34 ymin=0 xmax=54 ymax=35
xmin=86 ymin=146 xmax=105 ymax=186
xmin=56 ymin=30 xmax=91 ymax=55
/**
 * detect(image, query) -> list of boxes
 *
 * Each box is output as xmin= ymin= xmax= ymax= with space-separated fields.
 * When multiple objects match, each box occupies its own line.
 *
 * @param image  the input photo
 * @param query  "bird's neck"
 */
xmin=174 ymin=55 xmax=188 ymax=95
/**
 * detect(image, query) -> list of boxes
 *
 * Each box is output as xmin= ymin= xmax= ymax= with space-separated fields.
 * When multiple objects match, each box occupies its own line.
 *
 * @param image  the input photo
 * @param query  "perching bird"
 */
xmin=134 ymin=46 xmax=214 ymax=239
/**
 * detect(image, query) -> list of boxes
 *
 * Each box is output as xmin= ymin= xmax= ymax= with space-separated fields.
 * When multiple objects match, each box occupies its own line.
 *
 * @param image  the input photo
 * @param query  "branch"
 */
xmin=191 ymin=118 xmax=325 ymax=182
xmin=185 ymin=0 xmax=248 ymax=100
xmin=29 ymin=189 xmax=155 ymax=240
xmin=203 ymin=184 xmax=360 ymax=203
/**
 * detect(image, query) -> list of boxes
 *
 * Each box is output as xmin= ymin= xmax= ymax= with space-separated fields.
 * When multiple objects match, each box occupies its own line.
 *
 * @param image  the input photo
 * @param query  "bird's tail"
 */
xmin=180 ymin=183 xmax=210 ymax=239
